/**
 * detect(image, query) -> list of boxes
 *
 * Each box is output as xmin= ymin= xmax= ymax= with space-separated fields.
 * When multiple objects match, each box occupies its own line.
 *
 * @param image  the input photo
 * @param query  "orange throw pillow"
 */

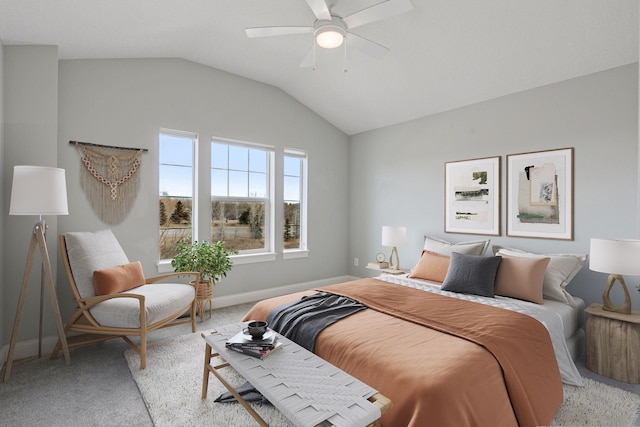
xmin=494 ymin=254 xmax=550 ymax=304
xmin=408 ymin=250 xmax=451 ymax=283
xmin=93 ymin=261 xmax=145 ymax=296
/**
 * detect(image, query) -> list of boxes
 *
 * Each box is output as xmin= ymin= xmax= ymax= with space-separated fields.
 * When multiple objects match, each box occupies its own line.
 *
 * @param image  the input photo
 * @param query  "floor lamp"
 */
xmin=2 ymin=166 xmax=71 ymax=382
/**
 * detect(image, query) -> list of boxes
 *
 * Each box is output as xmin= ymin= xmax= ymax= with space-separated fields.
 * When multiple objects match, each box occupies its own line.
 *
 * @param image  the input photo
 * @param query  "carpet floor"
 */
xmin=1 ymin=301 xmax=640 ymax=426
xmin=127 ymin=331 xmax=640 ymax=427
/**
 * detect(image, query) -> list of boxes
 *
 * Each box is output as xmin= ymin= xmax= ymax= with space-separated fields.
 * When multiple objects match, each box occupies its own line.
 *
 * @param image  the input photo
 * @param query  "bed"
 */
xmin=242 ymin=240 xmax=587 ymax=427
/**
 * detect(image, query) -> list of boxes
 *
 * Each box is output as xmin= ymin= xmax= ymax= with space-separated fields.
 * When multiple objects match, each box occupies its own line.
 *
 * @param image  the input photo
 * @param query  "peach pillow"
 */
xmin=93 ymin=261 xmax=145 ymax=296
xmin=494 ymin=254 xmax=550 ymax=304
xmin=408 ymin=250 xmax=451 ymax=283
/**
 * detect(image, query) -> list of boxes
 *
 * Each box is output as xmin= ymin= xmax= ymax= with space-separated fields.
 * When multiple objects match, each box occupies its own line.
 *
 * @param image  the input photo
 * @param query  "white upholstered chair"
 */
xmin=51 ymin=229 xmax=198 ymax=369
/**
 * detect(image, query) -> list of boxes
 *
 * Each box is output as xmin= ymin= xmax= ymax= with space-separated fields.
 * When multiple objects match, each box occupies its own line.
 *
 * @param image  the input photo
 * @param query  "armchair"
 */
xmin=51 ymin=229 xmax=198 ymax=369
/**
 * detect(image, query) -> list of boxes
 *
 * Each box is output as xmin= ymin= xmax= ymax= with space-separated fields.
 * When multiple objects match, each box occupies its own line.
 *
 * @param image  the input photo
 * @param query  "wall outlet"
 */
xmin=353 ymin=258 xmax=359 ymax=267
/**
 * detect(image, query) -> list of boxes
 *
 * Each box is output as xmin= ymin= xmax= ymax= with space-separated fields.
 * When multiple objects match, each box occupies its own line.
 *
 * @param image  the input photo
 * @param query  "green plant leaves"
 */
xmin=171 ymin=239 xmax=238 ymax=284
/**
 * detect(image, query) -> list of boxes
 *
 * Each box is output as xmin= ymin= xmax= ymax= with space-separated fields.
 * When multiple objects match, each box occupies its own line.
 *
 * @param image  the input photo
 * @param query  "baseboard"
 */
xmin=0 ymin=336 xmax=60 ymax=367
xmin=0 ymin=275 xmax=359 ymax=365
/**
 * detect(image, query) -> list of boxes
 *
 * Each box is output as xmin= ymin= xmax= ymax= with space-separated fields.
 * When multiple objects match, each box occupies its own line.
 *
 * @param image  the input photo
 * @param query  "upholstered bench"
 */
xmin=202 ymin=323 xmax=391 ymax=427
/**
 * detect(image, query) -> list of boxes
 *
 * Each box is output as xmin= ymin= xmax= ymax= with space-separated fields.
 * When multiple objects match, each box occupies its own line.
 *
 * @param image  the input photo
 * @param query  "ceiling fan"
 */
xmin=245 ymin=0 xmax=414 ymax=68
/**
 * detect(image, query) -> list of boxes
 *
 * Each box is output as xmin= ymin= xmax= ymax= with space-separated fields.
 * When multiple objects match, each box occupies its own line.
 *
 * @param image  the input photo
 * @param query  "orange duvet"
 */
xmin=242 ymin=278 xmax=562 ymax=427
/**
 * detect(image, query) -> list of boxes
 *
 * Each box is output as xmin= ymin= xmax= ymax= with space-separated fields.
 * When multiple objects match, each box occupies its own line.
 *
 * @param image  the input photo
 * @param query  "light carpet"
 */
xmin=126 ymin=333 xmax=640 ymax=427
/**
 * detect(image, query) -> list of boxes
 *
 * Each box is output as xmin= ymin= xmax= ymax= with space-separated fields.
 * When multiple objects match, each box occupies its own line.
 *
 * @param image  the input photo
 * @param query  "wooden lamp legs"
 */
xmin=2 ymin=221 xmax=70 ymax=382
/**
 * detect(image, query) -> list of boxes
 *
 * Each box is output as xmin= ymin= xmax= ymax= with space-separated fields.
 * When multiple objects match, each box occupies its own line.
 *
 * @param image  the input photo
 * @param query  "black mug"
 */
xmin=243 ymin=320 xmax=268 ymax=339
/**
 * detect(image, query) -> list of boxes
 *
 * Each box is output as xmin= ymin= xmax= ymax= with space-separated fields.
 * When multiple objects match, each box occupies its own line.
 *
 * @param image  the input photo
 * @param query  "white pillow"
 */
xmin=423 ymin=236 xmax=490 ymax=257
xmin=492 ymin=245 xmax=587 ymax=306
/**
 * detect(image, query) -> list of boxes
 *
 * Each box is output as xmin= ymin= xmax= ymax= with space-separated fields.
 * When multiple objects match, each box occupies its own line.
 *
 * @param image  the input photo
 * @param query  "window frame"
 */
xmin=158 ymin=128 xmax=197 ymax=265
xmin=283 ymin=148 xmax=309 ymax=259
xmin=210 ymin=137 xmax=276 ymax=260
xmin=158 ymin=130 xmax=310 ymax=271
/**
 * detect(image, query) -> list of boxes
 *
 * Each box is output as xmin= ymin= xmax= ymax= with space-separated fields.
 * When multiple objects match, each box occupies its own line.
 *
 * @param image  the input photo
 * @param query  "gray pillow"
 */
xmin=441 ymin=252 xmax=502 ymax=298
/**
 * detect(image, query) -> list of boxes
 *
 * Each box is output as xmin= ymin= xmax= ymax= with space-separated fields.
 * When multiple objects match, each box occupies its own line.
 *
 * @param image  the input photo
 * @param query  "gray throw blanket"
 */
xmin=266 ymin=291 xmax=367 ymax=352
xmin=215 ymin=292 xmax=366 ymax=405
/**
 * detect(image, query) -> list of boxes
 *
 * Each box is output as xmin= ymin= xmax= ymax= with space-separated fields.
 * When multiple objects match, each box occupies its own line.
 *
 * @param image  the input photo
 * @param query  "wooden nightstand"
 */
xmin=585 ymin=303 xmax=640 ymax=383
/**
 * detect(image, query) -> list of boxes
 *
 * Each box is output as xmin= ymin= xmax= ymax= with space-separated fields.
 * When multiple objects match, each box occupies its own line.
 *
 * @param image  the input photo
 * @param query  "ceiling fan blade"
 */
xmin=246 ymin=26 xmax=313 ymax=38
xmin=299 ymin=47 xmax=315 ymax=68
xmin=343 ymin=0 xmax=414 ymax=29
xmin=305 ymin=0 xmax=331 ymax=20
xmin=346 ymin=33 xmax=390 ymax=59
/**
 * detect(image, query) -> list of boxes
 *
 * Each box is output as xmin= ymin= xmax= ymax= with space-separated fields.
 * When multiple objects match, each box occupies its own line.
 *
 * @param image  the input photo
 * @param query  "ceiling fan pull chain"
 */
xmin=312 ymin=42 xmax=317 ymax=71
xmin=343 ymin=40 xmax=348 ymax=73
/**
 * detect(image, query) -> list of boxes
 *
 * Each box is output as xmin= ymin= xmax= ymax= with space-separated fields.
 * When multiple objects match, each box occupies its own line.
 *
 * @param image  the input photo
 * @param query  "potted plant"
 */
xmin=171 ymin=239 xmax=238 ymax=320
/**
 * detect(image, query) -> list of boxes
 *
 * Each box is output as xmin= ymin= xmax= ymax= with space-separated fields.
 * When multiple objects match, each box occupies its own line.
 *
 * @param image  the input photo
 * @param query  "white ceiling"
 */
xmin=0 ymin=0 xmax=638 ymax=135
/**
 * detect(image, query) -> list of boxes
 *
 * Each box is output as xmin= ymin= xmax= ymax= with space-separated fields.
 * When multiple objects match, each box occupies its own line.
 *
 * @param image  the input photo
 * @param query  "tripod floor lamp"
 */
xmin=2 ymin=166 xmax=71 ymax=382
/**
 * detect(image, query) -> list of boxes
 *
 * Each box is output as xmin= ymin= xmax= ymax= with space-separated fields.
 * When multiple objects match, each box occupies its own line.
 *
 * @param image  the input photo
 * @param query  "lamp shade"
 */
xmin=381 ymin=226 xmax=407 ymax=247
xmin=589 ymin=238 xmax=640 ymax=276
xmin=9 ymin=165 xmax=69 ymax=216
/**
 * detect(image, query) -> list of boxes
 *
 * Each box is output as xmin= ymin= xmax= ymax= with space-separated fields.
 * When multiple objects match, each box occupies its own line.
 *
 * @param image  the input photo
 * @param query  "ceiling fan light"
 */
xmin=316 ymin=27 xmax=345 ymax=49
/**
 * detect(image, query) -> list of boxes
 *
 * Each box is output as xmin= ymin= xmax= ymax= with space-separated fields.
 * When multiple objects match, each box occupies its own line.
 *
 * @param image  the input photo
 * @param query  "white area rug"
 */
xmin=126 ymin=333 xmax=640 ymax=427
xmin=126 ymin=333 xmax=293 ymax=427
xmin=553 ymin=377 xmax=640 ymax=426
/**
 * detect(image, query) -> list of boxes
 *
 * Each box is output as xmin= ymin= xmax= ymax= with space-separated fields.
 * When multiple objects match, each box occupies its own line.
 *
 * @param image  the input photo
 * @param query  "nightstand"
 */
xmin=585 ymin=303 xmax=640 ymax=383
xmin=365 ymin=266 xmax=407 ymax=275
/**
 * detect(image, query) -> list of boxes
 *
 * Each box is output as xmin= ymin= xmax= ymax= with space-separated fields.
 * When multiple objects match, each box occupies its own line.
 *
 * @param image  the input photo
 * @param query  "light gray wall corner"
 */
xmin=348 ymin=63 xmax=639 ymax=311
xmin=56 ymin=58 xmax=350 ymax=321
xmin=2 ymin=45 xmax=60 ymax=349
xmin=0 ymin=40 xmax=5 ymax=353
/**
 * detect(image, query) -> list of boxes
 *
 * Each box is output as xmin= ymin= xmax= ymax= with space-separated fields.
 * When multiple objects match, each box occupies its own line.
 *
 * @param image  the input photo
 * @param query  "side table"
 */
xmin=365 ymin=266 xmax=407 ymax=275
xmin=585 ymin=303 xmax=640 ymax=383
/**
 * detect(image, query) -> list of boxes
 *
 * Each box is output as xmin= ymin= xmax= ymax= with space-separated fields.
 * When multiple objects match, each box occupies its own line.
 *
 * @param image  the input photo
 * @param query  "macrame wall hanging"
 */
xmin=70 ymin=141 xmax=147 ymax=225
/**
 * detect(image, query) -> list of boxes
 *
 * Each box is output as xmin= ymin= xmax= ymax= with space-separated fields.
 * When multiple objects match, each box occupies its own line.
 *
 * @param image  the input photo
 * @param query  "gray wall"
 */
xmin=1 ymin=45 xmax=639 ymax=356
xmin=55 ymin=58 xmax=350 ymax=317
xmin=0 ymin=40 xmax=5 ymax=352
xmin=349 ymin=63 xmax=639 ymax=310
xmin=2 ymin=45 xmax=61 ymax=347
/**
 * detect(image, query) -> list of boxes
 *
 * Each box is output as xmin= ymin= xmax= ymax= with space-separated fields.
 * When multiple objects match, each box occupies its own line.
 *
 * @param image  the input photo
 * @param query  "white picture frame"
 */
xmin=506 ymin=147 xmax=574 ymax=240
xmin=445 ymin=156 xmax=501 ymax=236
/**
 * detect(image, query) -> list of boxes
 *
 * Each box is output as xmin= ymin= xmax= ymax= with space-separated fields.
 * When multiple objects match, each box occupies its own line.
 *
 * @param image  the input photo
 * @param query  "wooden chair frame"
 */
xmin=51 ymin=234 xmax=199 ymax=369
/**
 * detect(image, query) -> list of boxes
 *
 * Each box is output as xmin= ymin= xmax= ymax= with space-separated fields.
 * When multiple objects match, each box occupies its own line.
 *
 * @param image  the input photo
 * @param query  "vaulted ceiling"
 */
xmin=0 ymin=0 xmax=637 ymax=135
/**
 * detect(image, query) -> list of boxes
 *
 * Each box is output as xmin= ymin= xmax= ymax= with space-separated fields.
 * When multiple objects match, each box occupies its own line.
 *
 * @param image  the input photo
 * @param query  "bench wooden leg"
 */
xmin=368 ymin=393 xmax=392 ymax=427
xmin=201 ymin=332 xmax=268 ymax=427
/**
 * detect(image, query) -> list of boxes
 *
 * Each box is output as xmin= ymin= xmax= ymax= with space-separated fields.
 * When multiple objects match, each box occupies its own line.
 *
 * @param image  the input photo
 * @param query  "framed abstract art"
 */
xmin=506 ymin=147 xmax=574 ymax=240
xmin=445 ymin=156 xmax=500 ymax=236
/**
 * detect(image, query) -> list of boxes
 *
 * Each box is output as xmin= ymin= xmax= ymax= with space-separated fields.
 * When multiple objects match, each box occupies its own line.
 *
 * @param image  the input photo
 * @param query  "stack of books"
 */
xmin=225 ymin=329 xmax=282 ymax=359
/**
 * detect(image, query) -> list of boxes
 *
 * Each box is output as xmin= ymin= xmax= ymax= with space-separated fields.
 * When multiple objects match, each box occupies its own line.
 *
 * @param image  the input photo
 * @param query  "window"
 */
xmin=159 ymin=129 xmax=195 ymax=260
xmin=158 ymin=130 xmax=304 ymax=266
xmin=211 ymin=139 xmax=274 ymax=253
xmin=284 ymin=149 xmax=307 ymax=252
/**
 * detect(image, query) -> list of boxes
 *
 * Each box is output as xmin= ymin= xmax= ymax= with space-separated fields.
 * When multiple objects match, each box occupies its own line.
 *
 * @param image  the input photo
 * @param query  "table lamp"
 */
xmin=3 ymin=166 xmax=71 ymax=382
xmin=589 ymin=238 xmax=640 ymax=315
xmin=381 ymin=226 xmax=407 ymax=270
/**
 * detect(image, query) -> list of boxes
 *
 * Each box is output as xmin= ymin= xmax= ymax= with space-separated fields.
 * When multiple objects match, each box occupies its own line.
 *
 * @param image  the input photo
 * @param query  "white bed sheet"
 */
xmin=543 ymin=297 xmax=584 ymax=339
xmin=378 ymin=273 xmax=584 ymax=386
